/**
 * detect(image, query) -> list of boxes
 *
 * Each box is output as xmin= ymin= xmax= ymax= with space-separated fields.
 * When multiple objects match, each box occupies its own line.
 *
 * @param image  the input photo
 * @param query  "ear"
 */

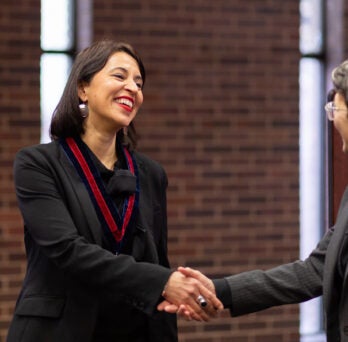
xmin=77 ymin=82 xmax=88 ymax=102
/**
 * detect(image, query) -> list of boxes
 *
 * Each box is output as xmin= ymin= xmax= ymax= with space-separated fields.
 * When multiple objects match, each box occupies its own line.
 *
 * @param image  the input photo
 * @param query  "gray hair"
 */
xmin=331 ymin=60 xmax=348 ymax=104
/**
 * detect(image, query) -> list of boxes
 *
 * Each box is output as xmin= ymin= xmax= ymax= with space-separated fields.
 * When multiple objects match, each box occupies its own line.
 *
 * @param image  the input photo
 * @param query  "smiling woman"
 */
xmin=77 ymin=51 xmax=144 ymax=141
xmin=6 ymin=40 xmax=223 ymax=342
xmin=49 ymin=41 xmax=145 ymax=150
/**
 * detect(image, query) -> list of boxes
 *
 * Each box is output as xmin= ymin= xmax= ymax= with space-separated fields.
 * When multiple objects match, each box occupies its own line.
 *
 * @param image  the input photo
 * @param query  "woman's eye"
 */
xmin=113 ymin=74 xmax=124 ymax=80
xmin=136 ymin=82 xmax=143 ymax=90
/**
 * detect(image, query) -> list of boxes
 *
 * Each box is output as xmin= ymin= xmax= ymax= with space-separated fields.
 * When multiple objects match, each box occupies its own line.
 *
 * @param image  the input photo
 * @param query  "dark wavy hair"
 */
xmin=49 ymin=40 xmax=146 ymax=150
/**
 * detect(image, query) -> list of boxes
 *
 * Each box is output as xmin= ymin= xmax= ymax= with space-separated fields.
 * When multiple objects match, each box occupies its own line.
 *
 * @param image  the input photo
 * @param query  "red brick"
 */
xmin=0 ymin=0 xmax=321 ymax=341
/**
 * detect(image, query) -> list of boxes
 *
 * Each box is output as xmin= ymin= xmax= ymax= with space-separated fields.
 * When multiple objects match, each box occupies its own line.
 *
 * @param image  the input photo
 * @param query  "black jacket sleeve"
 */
xmin=14 ymin=144 xmax=172 ymax=316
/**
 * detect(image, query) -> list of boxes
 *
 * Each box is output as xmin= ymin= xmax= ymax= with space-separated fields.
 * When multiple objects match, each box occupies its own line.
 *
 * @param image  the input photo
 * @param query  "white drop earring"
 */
xmin=79 ymin=103 xmax=89 ymax=118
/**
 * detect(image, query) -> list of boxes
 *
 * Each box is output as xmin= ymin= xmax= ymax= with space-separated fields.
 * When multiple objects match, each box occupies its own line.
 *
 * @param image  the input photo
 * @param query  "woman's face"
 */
xmin=333 ymin=92 xmax=348 ymax=153
xmin=78 ymin=51 xmax=144 ymax=134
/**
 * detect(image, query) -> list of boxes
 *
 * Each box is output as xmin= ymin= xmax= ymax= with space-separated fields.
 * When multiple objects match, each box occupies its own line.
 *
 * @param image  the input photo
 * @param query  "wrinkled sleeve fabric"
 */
xmin=223 ymin=228 xmax=333 ymax=316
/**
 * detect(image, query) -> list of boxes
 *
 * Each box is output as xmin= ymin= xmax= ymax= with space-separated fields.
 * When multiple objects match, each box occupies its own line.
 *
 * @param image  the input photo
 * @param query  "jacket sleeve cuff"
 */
xmin=213 ymin=278 xmax=233 ymax=309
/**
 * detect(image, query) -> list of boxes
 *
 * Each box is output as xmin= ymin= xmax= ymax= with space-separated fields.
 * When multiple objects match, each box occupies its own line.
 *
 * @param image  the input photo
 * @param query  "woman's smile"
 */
xmin=114 ymin=96 xmax=134 ymax=113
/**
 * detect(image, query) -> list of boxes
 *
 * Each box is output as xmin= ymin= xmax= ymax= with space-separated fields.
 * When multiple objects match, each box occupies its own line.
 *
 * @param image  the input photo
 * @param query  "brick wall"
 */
xmin=94 ymin=1 xmax=300 ymax=341
xmin=0 ymin=0 xmax=41 ymax=341
xmin=0 ymin=0 xmax=302 ymax=341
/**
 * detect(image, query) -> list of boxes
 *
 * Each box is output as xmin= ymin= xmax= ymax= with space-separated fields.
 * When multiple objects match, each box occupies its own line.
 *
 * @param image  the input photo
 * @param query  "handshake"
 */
xmin=157 ymin=266 xmax=224 ymax=321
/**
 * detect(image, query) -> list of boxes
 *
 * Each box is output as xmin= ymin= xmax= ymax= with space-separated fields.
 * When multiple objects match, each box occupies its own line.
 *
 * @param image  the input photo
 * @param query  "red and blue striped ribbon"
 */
xmin=60 ymin=137 xmax=139 ymax=254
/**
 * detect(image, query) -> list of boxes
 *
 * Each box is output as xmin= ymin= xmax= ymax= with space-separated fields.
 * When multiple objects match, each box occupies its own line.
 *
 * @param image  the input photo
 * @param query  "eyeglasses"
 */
xmin=324 ymin=101 xmax=348 ymax=121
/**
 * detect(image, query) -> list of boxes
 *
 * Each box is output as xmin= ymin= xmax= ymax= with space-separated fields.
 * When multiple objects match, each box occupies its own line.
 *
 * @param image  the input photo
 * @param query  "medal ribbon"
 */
xmin=60 ymin=137 xmax=139 ymax=254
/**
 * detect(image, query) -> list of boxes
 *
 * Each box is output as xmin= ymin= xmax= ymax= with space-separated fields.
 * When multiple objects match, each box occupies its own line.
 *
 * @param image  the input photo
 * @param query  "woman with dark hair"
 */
xmin=160 ymin=59 xmax=348 ymax=342
xmin=7 ymin=40 xmax=222 ymax=342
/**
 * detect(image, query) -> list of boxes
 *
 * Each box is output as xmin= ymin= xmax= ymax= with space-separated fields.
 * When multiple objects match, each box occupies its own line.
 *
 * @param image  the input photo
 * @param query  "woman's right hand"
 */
xmin=158 ymin=269 xmax=223 ymax=321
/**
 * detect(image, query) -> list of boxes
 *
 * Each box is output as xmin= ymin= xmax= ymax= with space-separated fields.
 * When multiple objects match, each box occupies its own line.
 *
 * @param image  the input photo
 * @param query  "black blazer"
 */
xmin=7 ymin=141 xmax=177 ymax=342
xmin=224 ymin=187 xmax=348 ymax=342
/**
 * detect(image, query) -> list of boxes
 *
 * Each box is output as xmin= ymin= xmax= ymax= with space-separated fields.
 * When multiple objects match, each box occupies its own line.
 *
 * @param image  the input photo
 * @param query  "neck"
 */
xmin=81 ymin=131 xmax=118 ymax=170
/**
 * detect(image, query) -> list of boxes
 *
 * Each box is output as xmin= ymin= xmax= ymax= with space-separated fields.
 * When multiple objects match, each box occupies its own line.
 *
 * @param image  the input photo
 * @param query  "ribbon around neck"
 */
xmin=60 ymin=137 xmax=139 ymax=254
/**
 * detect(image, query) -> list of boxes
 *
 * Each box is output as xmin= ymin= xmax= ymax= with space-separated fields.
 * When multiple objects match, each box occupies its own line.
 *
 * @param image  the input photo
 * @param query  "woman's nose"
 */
xmin=125 ymin=78 xmax=139 ymax=92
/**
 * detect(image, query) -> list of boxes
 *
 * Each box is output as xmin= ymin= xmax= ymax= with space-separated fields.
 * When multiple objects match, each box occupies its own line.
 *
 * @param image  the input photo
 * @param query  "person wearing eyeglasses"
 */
xmin=158 ymin=60 xmax=348 ymax=342
xmin=325 ymin=87 xmax=348 ymax=152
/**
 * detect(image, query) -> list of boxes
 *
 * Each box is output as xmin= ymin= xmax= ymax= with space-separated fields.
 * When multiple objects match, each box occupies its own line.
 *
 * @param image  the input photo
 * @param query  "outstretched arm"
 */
xmin=173 ymin=227 xmax=331 ymax=318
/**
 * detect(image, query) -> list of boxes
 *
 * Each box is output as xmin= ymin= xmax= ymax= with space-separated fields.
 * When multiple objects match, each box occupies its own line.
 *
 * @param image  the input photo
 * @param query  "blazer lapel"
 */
xmin=323 ymin=187 xmax=348 ymax=324
xmin=58 ymin=147 xmax=103 ymax=245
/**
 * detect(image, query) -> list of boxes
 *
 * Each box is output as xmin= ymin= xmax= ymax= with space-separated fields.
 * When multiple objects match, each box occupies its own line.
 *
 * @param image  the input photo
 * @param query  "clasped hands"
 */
xmin=157 ymin=266 xmax=224 ymax=321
